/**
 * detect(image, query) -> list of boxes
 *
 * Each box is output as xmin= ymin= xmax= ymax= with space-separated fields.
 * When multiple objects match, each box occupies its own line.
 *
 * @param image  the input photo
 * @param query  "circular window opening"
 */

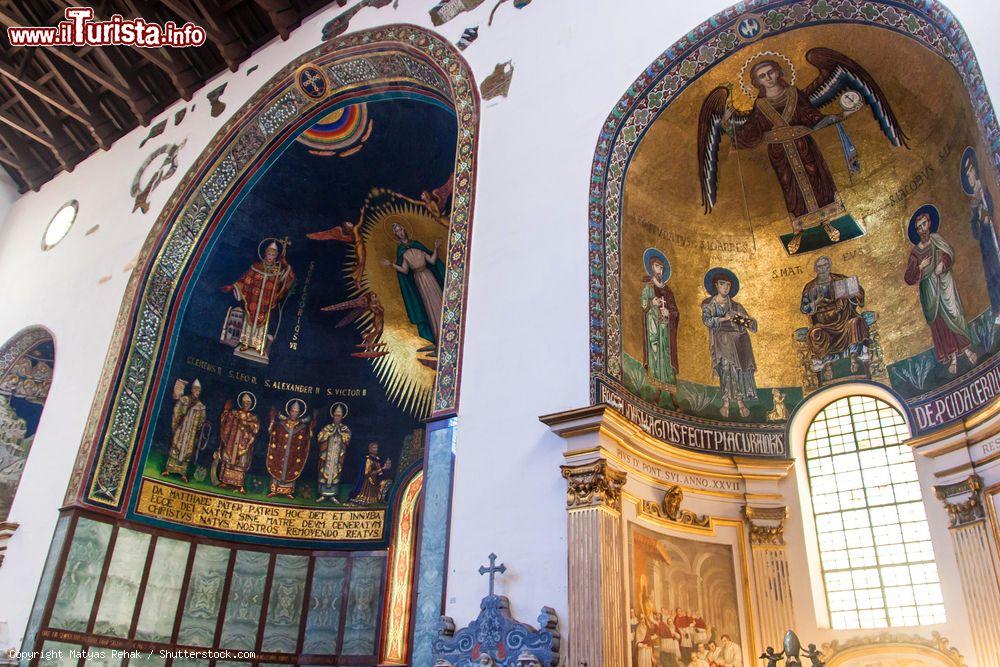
xmin=42 ymin=200 xmax=78 ymax=250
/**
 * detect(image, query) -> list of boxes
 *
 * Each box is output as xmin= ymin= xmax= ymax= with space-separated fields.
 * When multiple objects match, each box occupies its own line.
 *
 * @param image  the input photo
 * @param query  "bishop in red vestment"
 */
xmin=266 ymin=400 xmax=313 ymax=498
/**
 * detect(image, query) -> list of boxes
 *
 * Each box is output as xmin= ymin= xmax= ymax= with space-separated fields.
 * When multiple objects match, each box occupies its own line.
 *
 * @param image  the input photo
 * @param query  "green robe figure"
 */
xmin=640 ymin=249 xmax=679 ymax=405
xmin=382 ymin=222 xmax=445 ymax=352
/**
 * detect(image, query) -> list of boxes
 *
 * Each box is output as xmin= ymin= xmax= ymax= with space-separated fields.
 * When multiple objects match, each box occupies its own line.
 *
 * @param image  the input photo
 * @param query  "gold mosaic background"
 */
xmin=622 ymin=23 xmax=997 ymax=387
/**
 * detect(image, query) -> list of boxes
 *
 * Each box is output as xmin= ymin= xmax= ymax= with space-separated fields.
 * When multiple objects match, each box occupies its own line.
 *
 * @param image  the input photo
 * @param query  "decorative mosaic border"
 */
xmin=0 ymin=327 xmax=53 ymax=383
xmin=588 ymin=0 xmax=1000 ymax=415
xmin=66 ymin=25 xmax=479 ymax=509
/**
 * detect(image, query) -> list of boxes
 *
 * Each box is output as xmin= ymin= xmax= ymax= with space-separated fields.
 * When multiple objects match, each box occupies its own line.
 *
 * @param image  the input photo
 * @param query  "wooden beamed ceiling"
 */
xmin=0 ymin=0 xmax=344 ymax=192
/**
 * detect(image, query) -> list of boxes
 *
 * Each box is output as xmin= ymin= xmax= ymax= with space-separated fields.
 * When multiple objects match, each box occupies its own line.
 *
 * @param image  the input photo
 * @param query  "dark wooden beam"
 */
xmin=37 ymin=51 xmax=122 ymax=148
xmin=86 ymin=45 xmax=158 ymax=124
xmin=162 ymin=0 xmax=247 ymax=71
xmin=0 ymin=57 xmax=95 ymax=127
xmin=0 ymin=123 xmax=51 ymax=191
xmin=253 ymin=0 xmax=299 ymax=40
xmin=57 ymin=0 xmax=201 ymax=100
xmin=1 ymin=79 xmax=86 ymax=171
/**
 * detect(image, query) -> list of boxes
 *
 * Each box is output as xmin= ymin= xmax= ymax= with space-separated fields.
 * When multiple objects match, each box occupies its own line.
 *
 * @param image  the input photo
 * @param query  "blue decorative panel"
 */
xmin=94 ymin=528 xmax=151 ymax=636
xmin=220 ymin=550 xmax=270 ymax=649
xmin=135 ymin=537 xmax=190 ymax=642
xmin=49 ymin=519 xmax=112 ymax=631
xmin=177 ymin=544 xmax=230 ymax=646
xmin=261 ymin=554 xmax=308 ymax=653
xmin=342 ymin=555 xmax=385 ymax=655
xmin=303 ymin=556 xmax=347 ymax=654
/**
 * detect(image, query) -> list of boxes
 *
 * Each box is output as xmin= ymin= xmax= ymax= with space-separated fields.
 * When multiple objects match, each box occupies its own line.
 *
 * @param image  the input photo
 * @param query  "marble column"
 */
xmin=561 ymin=458 xmax=627 ymax=667
xmin=742 ymin=505 xmax=794 ymax=652
xmin=934 ymin=474 xmax=1000 ymax=667
xmin=411 ymin=417 xmax=458 ymax=667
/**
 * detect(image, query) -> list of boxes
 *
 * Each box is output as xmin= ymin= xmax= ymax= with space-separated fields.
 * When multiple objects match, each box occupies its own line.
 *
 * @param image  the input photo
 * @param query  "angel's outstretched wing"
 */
xmin=697 ymin=86 xmax=748 ymax=213
xmin=802 ymin=47 xmax=909 ymax=148
xmin=306 ymin=224 xmax=353 ymax=242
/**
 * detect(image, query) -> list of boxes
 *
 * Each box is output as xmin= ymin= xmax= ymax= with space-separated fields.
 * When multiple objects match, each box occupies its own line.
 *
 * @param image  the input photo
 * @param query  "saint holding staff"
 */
xmin=221 ymin=237 xmax=296 ymax=364
xmin=213 ymin=391 xmax=259 ymax=493
xmin=162 ymin=378 xmax=206 ymax=482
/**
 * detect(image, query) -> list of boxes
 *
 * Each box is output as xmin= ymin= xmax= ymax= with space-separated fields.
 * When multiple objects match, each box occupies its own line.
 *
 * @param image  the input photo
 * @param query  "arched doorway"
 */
xmin=25 ymin=25 xmax=478 ymax=665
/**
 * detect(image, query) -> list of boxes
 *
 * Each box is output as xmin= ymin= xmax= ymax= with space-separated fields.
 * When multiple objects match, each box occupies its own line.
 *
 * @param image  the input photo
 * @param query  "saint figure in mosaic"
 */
xmin=698 ymin=49 xmax=907 ymax=253
xmin=904 ymin=205 xmax=978 ymax=375
xmin=316 ymin=402 xmax=351 ymax=502
xmin=162 ymin=378 xmax=206 ymax=482
xmin=265 ymin=399 xmax=313 ymax=498
xmin=381 ymin=220 xmax=445 ymax=352
xmin=214 ymin=391 xmax=259 ymax=493
xmin=350 ymin=442 xmax=391 ymax=505
xmin=800 ymin=255 xmax=870 ymax=381
xmin=221 ymin=237 xmax=296 ymax=364
xmin=961 ymin=146 xmax=1000 ymax=323
xmin=640 ymin=248 xmax=679 ymax=406
xmin=701 ymin=268 xmax=757 ymax=418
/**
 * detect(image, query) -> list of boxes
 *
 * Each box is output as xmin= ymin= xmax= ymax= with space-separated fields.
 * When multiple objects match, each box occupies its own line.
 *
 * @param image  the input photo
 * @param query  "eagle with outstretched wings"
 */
xmin=697 ymin=47 xmax=908 ymax=215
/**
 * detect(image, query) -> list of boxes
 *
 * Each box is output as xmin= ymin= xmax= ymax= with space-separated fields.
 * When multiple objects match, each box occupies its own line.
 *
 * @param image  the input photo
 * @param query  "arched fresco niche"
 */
xmin=0 ymin=327 xmax=54 ymax=523
xmin=590 ymin=0 xmax=1000 ymax=457
xmin=27 ymin=25 xmax=477 ymax=664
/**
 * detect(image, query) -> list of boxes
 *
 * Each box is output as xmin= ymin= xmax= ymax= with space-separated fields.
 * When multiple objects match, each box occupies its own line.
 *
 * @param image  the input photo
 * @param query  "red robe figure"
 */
xmin=223 ymin=238 xmax=295 ymax=363
xmin=266 ymin=399 xmax=313 ymax=498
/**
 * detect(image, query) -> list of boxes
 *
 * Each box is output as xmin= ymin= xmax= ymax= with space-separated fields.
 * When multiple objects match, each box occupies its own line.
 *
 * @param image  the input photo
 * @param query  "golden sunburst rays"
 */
xmin=340 ymin=190 xmax=449 ymax=418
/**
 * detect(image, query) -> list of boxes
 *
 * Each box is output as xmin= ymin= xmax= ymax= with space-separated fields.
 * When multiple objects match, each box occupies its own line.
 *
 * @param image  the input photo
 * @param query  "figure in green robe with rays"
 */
xmin=381 ymin=220 xmax=446 ymax=353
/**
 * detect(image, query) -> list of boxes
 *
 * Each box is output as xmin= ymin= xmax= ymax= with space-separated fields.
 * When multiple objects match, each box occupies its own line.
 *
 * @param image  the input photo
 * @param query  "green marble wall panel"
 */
xmin=83 ymin=651 xmax=122 ymax=667
xmin=176 ymin=544 xmax=230 ymax=646
xmin=341 ymin=555 xmax=385 ymax=655
xmin=93 ymin=528 xmax=151 ymax=637
xmin=48 ymin=519 xmax=113 ymax=631
xmin=260 ymin=554 xmax=308 ymax=653
xmin=38 ymin=641 xmax=80 ymax=666
xmin=302 ymin=556 xmax=347 ymax=655
xmin=219 ymin=550 xmax=269 ymax=650
xmin=171 ymin=660 xmax=208 ymax=667
xmin=20 ymin=513 xmax=70 ymax=664
xmin=134 ymin=537 xmax=190 ymax=642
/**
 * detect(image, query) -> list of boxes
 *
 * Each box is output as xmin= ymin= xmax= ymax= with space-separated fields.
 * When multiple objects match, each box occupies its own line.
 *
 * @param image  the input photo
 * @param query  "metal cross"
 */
xmin=301 ymin=69 xmax=324 ymax=95
xmin=478 ymin=552 xmax=506 ymax=596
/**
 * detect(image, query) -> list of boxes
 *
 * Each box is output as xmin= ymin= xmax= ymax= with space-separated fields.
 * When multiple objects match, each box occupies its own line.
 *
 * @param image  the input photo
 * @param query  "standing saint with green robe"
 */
xmin=381 ymin=222 xmax=446 ymax=350
xmin=640 ymin=249 xmax=679 ymax=405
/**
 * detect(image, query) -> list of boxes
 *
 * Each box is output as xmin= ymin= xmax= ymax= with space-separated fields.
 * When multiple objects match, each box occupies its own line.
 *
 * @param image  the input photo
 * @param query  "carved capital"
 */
xmin=0 ymin=521 xmax=19 ymax=568
xmin=638 ymin=485 xmax=710 ymax=527
xmin=743 ymin=505 xmax=787 ymax=546
xmin=560 ymin=459 xmax=626 ymax=511
xmin=934 ymin=475 xmax=985 ymax=528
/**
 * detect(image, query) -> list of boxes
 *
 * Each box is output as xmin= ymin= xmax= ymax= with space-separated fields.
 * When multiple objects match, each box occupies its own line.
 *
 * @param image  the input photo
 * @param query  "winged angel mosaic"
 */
xmin=697 ymin=48 xmax=908 ymax=254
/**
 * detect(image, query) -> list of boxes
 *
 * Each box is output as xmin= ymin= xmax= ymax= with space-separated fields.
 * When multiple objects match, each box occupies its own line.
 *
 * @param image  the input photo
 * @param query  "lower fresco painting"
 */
xmin=628 ymin=522 xmax=746 ymax=667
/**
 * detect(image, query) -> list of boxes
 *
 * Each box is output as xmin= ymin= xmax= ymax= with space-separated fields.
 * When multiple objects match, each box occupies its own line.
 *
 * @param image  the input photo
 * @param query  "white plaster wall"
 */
xmin=0 ymin=0 xmax=996 ymax=655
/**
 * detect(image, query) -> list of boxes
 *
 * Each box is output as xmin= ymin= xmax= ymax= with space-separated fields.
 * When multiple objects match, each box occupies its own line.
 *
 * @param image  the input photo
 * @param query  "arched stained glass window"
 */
xmin=805 ymin=395 xmax=944 ymax=629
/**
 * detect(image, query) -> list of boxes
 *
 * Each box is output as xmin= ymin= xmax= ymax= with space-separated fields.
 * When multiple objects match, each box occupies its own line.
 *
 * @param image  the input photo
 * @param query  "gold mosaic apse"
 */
xmin=622 ymin=24 xmax=996 ymax=388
